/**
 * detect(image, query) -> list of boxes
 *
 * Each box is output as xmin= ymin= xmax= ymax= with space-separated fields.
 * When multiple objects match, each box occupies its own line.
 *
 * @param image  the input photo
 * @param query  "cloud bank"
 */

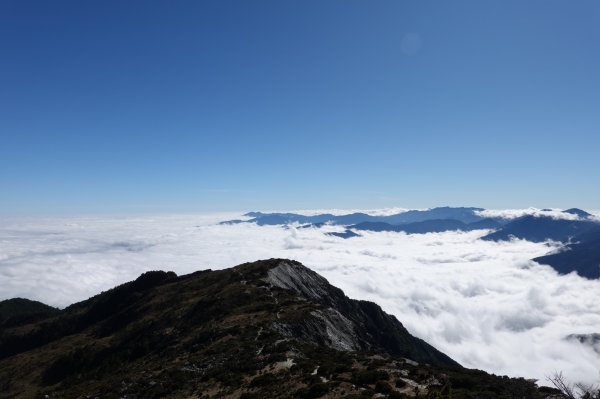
xmin=1 ymin=213 xmax=599 ymax=386
xmin=475 ymin=207 xmax=590 ymax=220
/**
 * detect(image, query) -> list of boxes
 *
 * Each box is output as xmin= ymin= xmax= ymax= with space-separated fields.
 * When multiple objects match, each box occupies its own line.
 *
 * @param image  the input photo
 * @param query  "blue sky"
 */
xmin=1 ymin=1 xmax=599 ymax=214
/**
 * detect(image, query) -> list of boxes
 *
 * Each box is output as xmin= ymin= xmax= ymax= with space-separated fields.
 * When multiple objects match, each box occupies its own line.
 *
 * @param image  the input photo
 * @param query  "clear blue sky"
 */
xmin=1 ymin=1 xmax=599 ymax=214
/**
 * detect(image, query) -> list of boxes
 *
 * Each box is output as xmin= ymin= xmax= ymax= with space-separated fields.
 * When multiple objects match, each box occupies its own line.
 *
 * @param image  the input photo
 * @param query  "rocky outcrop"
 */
xmin=264 ymin=260 xmax=459 ymax=367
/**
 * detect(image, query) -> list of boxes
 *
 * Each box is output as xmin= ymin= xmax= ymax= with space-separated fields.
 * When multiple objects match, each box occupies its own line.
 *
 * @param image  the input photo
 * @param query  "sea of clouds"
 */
xmin=1 ymin=209 xmax=599 ymax=386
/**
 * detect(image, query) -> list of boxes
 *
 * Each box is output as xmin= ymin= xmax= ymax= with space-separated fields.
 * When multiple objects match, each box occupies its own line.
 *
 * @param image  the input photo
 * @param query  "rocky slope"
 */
xmin=0 ymin=259 xmax=556 ymax=398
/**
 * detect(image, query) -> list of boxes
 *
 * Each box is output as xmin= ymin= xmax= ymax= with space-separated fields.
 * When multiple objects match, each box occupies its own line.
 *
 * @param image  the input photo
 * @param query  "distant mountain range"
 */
xmin=478 ymin=209 xmax=600 ymax=279
xmin=224 ymin=207 xmax=596 ymax=237
xmin=223 ymin=207 xmax=510 ymax=236
xmin=223 ymin=207 xmax=600 ymax=279
xmin=0 ymin=259 xmax=557 ymax=398
xmin=225 ymin=207 xmax=491 ymax=227
xmin=481 ymin=213 xmax=599 ymax=243
xmin=533 ymin=231 xmax=600 ymax=279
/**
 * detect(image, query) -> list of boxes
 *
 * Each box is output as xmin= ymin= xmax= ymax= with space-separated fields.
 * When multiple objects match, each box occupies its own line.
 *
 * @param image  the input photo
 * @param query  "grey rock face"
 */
xmin=263 ymin=259 xmax=459 ymax=367
xmin=266 ymin=261 xmax=332 ymax=302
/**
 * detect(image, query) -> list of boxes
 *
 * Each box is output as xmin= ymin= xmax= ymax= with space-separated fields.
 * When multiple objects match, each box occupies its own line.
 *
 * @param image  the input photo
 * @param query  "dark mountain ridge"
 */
xmin=473 ymin=209 xmax=600 ymax=278
xmin=533 ymin=231 xmax=600 ymax=279
xmin=563 ymin=208 xmax=593 ymax=218
xmin=0 ymin=259 xmax=554 ymax=398
xmin=0 ymin=298 xmax=59 ymax=328
xmin=482 ymin=215 xmax=600 ymax=243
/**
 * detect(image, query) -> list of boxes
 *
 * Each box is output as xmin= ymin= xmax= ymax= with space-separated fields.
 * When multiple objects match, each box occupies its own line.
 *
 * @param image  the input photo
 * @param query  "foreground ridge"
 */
xmin=0 ymin=259 xmax=557 ymax=398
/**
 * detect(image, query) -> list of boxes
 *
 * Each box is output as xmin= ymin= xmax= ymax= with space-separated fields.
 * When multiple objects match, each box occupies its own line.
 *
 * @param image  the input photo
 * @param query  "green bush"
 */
xmin=388 ymin=392 xmax=410 ymax=399
xmin=395 ymin=378 xmax=407 ymax=388
xmin=296 ymin=383 xmax=330 ymax=398
xmin=352 ymin=369 xmax=389 ymax=385
xmin=375 ymin=380 xmax=393 ymax=394
xmin=249 ymin=372 xmax=278 ymax=388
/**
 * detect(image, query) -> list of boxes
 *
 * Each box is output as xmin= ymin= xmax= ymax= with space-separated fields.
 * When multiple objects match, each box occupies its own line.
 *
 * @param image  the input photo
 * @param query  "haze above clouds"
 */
xmin=1 ymin=210 xmax=599 ymax=385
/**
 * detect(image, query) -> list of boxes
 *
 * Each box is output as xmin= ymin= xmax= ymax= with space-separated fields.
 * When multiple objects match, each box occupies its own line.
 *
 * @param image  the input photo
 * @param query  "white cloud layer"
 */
xmin=1 ymin=212 xmax=599 ymax=386
xmin=474 ymin=207 xmax=588 ymax=220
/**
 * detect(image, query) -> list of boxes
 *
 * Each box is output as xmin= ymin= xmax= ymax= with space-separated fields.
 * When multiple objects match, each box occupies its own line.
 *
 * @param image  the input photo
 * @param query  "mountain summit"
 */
xmin=0 ymin=259 xmax=553 ymax=398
